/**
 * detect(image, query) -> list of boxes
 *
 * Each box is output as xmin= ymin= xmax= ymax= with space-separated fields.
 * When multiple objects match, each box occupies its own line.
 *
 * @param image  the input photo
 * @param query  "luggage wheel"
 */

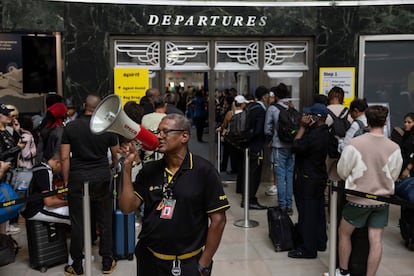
xmin=39 ymin=266 xmax=48 ymax=273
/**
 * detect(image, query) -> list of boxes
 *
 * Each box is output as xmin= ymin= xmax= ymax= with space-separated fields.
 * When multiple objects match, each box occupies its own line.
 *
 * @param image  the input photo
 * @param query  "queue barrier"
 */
xmin=0 ymin=186 xmax=68 ymax=209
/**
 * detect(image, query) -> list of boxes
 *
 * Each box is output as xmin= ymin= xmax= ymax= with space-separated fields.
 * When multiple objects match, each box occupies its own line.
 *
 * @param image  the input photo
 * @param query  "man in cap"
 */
xmin=238 ymin=86 xmax=269 ymax=210
xmin=288 ymin=103 xmax=329 ymax=259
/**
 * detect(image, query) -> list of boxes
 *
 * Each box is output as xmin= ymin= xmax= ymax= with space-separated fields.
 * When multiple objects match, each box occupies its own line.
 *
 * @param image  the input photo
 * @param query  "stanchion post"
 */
xmin=328 ymin=180 xmax=338 ymax=276
xmin=83 ymin=181 xmax=92 ymax=276
xmin=217 ymin=130 xmax=221 ymax=172
xmin=234 ymin=148 xmax=259 ymax=228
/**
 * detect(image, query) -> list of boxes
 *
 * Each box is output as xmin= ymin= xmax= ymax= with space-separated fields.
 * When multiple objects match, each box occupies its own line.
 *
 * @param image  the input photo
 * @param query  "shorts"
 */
xmin=342 ymin=202 xmax=389 ymax=228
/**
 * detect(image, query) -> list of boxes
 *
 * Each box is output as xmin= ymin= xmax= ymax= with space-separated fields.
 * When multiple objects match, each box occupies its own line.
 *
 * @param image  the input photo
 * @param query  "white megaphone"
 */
xmin=90 ymin=94 xmax=159 ymax=151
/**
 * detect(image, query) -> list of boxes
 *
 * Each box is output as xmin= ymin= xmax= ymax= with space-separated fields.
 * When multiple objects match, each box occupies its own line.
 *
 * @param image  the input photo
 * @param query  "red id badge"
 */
xmin=160 ymin=199 xmax=176 ymax=219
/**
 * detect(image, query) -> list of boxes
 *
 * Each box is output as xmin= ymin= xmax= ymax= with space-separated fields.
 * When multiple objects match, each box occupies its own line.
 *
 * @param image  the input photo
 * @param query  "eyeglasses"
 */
xmin=153 ymin=129 xmax=186 ymax=136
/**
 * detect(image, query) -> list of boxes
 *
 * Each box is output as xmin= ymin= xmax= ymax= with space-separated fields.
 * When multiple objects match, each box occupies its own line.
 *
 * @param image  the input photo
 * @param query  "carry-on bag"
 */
xmin=348 ymin=227 xmax=369 ymax=276
xmin=399 ymin=206 xmax=414 ymax=250
xmin=112 ymin=158 xmax=135 ymax=260
xmin=267 ymin=206 xmax=295 ymax=252
xmin=0 ymin=182 xmax=23 ymax=224
xmin=26 ymin=219 xmax=68 ymax=272
xmin=113 ymin=210 xmax=135 ymax=260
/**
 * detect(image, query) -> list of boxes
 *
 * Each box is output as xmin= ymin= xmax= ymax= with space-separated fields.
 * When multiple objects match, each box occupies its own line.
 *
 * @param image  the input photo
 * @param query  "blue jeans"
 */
xmin=272 ymin=147 xmax=294 ymax=209
xmin=395 ymin=177 xmax=414 ymax=202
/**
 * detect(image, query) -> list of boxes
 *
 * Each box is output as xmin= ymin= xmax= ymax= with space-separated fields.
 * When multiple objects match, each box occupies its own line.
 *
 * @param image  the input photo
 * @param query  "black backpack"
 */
xmin=0 ymin=234 xmax=19 ymax=267
xmin=225 ymin=104 xmax=260 ymax=148
xmin=327 ymin=108 xmax=351 ymax=158
xmin=274 ymin=103 xmax=302 ymax=143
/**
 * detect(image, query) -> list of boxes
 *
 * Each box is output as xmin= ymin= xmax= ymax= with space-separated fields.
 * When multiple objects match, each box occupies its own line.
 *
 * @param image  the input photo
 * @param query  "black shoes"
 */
xmin=102 ymin=257 xmax=117 ymax=274
xmin=287 ymin=249 xmax=316 ymax=259
xmin=240 ymin=202 xmax=267 ymax=210
xmin=64 ymin=264 xmax=84 ymax=276
xmin=318 ymin=245 xmax=327 ymax=252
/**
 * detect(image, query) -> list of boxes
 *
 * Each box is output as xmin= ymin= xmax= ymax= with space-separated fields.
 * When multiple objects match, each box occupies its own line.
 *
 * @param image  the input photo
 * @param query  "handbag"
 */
xmin=10 ymin=168 xmax=32 ymax=191
xmin=0 ymin=182 xmax=23 ymax=224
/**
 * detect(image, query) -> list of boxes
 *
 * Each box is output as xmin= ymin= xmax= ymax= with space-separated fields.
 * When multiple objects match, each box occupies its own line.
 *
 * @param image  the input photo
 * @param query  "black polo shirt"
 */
xmin=134 ymin=152 xmax=230 ymax=255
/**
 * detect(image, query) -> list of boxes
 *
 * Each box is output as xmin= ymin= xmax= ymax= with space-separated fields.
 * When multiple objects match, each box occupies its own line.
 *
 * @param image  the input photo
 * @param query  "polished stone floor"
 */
xmin=1 ymin=130 xmax=414 ymax=275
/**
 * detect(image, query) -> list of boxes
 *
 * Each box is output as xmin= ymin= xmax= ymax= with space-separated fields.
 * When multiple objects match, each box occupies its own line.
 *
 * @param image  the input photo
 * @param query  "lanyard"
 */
xmin=162 ymin=169 xmax=179 ymax=199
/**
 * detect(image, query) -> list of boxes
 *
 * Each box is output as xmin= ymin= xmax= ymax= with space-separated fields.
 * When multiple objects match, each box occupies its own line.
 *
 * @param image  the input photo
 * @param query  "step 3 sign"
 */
xmin=319 ymin=67 xmax=355 ymax=107
xmin=114 ymin=68 xmax=149 ymax=105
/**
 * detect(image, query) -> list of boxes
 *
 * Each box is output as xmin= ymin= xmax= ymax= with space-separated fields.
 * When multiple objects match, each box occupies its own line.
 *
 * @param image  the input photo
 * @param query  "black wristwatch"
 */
xmin=197 ymin=263 xmax=211 ymax=275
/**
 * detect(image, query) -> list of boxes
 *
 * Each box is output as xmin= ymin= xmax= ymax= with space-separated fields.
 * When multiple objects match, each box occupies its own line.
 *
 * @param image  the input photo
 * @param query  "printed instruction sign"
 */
xmin=319 ymin=67 xmax=355 ymax=107
xmin=114 ymin=68 xmax=149 ymax=106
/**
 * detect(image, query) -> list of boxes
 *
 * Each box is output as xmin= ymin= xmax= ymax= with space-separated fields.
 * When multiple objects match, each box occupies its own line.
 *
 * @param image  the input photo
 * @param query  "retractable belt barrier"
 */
xmin=0 ymin=187 xmax=68 ymax=208
xmin=327 ymin=182 xmax=414 ymax=276
xmin=331 ymin=185 xmax=414 ymax=208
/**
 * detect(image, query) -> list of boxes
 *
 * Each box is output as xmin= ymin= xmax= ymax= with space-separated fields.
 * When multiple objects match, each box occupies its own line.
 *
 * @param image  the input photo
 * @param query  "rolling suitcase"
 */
xmin=399 ymin=206 xmax=414 ymax=250
xmin=112 ymin=158 xmax=135 ymax=261
xmin=113 ymin=210 xmax=135 ymax=260
xmin=26 ymin=220 xmax=68 ymax=272
xmin=348 ymin=227 xmax=369 ymax=276
xmin=267 ymin=206 xmax=295 ymax=252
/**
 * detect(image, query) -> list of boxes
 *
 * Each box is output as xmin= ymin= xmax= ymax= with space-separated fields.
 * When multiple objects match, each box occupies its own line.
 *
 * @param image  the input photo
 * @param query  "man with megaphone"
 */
xmin=118 ymin=113 xmax=230 ymax=276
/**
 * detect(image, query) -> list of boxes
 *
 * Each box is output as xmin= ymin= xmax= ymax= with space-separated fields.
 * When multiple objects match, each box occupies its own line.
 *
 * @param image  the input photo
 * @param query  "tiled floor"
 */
xmin=1 ymin=131 xmax=414 ymax=275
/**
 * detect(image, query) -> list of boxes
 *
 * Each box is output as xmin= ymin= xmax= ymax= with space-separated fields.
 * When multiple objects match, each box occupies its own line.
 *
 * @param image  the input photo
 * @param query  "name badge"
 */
xmin=160 ymin=198 xmax=176 ymax=219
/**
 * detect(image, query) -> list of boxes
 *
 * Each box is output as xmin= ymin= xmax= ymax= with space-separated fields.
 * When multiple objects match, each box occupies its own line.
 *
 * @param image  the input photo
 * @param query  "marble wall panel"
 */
xmin=1 ymin=1 xmax=414 ymax=104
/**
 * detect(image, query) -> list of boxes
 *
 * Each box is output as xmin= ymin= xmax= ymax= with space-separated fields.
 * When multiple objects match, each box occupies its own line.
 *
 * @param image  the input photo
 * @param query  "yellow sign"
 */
xmin=114 ymin=68 xmax=149 ymax=105
xmin=319 ymin=67 xmax=355 ymax=107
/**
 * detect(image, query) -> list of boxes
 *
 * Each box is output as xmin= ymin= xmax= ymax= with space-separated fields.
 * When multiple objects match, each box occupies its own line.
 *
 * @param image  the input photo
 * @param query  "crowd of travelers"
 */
xmin=0 ymin=82 xmax=411 ymax=276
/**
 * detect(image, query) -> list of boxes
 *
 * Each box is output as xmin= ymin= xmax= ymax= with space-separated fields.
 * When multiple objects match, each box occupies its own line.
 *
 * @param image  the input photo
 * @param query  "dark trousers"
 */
xmin=221 ymin=141 xmax=238 ymax=173
xmin=193 ymin=117 xmax=205 ymax=141
xmin=68 ymin=180 xmax=113 ymax=262
xmin=136 ymin=241 xmax=202 ymax=276
xmin=237 ymin=150 xmax=263 ymax=203
xmin=295 ymin=196 xmax=327 ymax=256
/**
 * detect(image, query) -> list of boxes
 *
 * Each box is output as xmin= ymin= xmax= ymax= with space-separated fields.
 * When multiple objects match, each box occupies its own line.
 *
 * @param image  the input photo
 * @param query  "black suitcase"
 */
xmin=26 ymin=220 xmax=68 ymax=272
xmin=348 ymin=227 xmax=369 ymax=276
xmin=399 ymin=206 xmax=414 ymax=250
xmin=267 ymin=207 xmax=295 ymax=252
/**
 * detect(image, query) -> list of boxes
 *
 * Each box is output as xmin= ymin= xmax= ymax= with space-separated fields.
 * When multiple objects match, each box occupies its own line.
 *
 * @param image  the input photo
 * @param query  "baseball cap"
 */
xmin=234 ymin=95 xmax=249 ymax=104
xmin=0 ymin=104 xmax=14 ymax=115
xmin=303 ymin=103 xmax=328 ymax=118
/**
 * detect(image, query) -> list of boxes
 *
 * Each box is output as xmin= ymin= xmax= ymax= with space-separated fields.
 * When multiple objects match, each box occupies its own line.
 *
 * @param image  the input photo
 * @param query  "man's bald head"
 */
xmin=85 ymin=94 xmax=101 ymax=114
xmin=145 ymin=88 xmax=160 ymax=102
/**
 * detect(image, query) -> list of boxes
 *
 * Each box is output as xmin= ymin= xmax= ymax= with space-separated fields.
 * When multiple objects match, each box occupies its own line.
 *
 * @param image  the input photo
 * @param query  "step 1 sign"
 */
xmin=319 ymin=67 xmax=355 ymax=107
xmin=114 ymin=68 xmax=149 ymax=105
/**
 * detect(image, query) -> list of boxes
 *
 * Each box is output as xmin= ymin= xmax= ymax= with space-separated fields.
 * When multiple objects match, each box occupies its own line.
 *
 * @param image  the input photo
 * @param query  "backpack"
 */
xmin=0 ymin=234 xmax=19 ymax=267
xmin=225 ymin=104 xmax=260 ymax=148
xmin=327 ymin=108 xmax=351 ymax=158
xmin=274 ymin=103 xmax=302 ymax=143
xmin=19 ymin=166 xmax=51 ymax=217
xmin=353 ymin=119 xmax=369 ymax=137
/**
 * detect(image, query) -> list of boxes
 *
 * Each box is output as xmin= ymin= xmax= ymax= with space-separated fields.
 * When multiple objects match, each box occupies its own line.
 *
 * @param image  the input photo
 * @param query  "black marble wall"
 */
xmin=1 ymin=0 xmax=414 ymax=104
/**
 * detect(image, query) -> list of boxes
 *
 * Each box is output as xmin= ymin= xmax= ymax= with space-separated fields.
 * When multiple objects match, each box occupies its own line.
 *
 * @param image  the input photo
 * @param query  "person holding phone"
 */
xmin=288 ymin=103 xmax=329 ymax=259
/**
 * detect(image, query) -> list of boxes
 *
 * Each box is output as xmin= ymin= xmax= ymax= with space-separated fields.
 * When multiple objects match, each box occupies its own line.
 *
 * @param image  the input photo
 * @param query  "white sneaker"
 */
xmin=6 ymin=224 xmax=21 ymax=235
xmin=265 ymin=185 xmax=278 ymax=196
xmin=322 ymin=268 xmax=350 ymax=276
